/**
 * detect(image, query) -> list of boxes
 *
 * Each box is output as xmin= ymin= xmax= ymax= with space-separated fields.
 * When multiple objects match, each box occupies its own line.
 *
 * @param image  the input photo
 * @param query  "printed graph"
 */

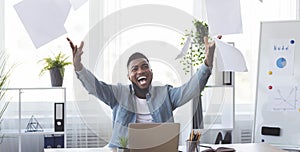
xmin=269 ymin=86 xmax=299 ymax=111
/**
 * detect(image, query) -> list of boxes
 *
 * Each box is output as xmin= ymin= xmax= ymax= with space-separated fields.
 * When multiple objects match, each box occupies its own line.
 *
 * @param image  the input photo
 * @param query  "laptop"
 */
xmin=128 ymin=123 xmax=180 ymax=152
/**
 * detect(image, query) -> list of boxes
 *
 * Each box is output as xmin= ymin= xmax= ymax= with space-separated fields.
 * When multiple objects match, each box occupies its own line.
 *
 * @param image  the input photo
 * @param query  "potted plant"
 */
xmin=179 ymin=19 xmax=209 ymax=74
xmin=39 ymin=52 xmax=72 ymax=87
xmin=117 ymin=136 xmax=129 ymax=152
xmin=178 ymin=20 xmax=210 ymax=129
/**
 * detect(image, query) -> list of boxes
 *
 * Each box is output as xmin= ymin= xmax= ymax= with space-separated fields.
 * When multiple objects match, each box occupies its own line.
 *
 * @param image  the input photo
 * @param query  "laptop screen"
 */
xmin=128 ymin=123 xmax=180 ymax=152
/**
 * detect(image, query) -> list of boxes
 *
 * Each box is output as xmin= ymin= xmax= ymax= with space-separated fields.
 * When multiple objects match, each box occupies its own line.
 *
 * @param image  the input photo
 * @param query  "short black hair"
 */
xmin=127 ymin=52 xmax=149 ymax=68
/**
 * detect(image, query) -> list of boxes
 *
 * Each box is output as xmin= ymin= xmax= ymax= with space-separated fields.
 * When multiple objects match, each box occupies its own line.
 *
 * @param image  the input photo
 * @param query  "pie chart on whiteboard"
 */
xmin=276 ymin=57 xmax=287 ymax=68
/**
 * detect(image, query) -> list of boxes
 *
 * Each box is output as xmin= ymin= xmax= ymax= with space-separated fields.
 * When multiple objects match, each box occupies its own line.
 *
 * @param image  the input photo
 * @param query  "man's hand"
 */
xmin=67 ymin=37 xmax=84 ymax=71
xmin=204 ymin=35 xmax=221 ymax=67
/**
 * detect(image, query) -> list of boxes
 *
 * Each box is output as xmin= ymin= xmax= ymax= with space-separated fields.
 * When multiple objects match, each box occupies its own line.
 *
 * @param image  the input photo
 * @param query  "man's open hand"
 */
xmin=67 ymin=37 xmax=84 ymax=71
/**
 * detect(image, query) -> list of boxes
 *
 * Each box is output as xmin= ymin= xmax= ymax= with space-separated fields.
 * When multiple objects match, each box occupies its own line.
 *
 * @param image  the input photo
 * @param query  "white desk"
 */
xmin=44 ymin=143 xmax=287 ymax=152
xmin=44 ymin=147 xmax=115 ymax=152
xmin=208 ymin=143 xmax=287 ymax=152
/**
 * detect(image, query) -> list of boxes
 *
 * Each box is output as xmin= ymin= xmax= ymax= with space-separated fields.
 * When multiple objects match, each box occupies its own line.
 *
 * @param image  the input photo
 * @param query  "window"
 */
xmin=224 ymin=0 xmax=298 ymax=115
xmin=4 ymin=0 xmax=89 ymax=90
xmin=1 ymin=0 xmax=299 ymax=147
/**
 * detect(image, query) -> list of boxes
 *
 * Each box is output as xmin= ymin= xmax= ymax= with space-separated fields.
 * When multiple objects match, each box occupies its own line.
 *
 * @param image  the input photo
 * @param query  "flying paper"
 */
xmin=14 ymin=0 xmax=71 ymax=48
xmin=206 ymin=0 xmax=243 ymax=36
xmin=69 ymin=0 xmax=88 ymax=10
xmin=175 ymin=36 xmax=191 ymax=60
xmin=215 ymin=38 xmax=248 ymax=72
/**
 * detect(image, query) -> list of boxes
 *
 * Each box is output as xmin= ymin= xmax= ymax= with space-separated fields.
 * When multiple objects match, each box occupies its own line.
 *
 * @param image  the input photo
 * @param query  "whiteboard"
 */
xmin=254 ymin=20 xmax=300 ymax=149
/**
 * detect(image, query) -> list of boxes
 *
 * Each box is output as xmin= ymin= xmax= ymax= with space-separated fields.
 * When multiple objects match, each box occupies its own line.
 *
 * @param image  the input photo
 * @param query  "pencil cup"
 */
xmin=186 ymin=140 xmax=200 ymax=152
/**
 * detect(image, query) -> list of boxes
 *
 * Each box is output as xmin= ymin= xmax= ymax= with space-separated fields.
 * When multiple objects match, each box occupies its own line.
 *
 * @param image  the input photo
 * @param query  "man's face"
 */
xmin=128 ymin=58 xmax=153 ymax=90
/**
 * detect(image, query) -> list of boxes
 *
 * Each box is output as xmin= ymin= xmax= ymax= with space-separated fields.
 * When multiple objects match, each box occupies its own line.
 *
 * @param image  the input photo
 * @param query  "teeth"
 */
xmin=138 ymin=76 xmax=146 ymax=81
xmin=140 ymin=79 xmax=146 ymax=85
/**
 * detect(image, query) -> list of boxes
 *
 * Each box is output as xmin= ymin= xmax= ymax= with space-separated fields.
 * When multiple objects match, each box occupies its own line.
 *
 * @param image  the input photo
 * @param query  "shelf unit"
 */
xmin=197 ymin=71 xmax=235 ymax=144
xmin=0 ymin=87 xmax=66 ymax=152
xmin=202 ymin=84 xmax=235 ymax=130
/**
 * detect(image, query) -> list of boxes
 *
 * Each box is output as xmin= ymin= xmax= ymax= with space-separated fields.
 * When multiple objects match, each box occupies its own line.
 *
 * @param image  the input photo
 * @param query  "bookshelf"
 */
xmin=0 ymin=87 xmax=66 ymax=152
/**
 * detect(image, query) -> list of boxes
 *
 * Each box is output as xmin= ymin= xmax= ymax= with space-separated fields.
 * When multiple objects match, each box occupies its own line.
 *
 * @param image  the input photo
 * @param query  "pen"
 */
xmin=189 ymin=130 xmax=194 ymax=141
xmin=189 ymin=130 xmax=201 ymax=141
xmin=197 ymin=132 xmax=201 ymax=142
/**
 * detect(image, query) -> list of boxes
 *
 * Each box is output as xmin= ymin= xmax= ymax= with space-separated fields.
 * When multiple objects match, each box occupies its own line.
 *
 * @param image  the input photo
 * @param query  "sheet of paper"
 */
xmin=14 ymin=0 xmax=71 ymax=48
xmin=215 ymin=38 xmax=248 ymax=72
xmin=175 ymin=36 xmax=191 ymax=60
xmin=206 ymin=0 xmax=243 ymax=36
xmin=69 ymin=0 xmax=88 ymax=10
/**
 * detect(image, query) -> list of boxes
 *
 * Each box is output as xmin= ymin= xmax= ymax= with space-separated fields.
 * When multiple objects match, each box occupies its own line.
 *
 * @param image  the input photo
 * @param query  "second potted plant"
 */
xmin=39 ymin=52 xmax=72 ymax=87
xmin=117 ymin=136 xmax=129 ymax=152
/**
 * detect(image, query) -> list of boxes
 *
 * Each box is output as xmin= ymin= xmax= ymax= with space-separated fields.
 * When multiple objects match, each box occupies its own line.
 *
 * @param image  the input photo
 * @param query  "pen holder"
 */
xmin=186 ymin=140 xmax=200 ymax=152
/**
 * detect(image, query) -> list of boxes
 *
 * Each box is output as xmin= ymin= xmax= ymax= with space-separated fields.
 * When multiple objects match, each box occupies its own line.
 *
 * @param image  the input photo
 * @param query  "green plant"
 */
xmin=0 ymin=51 xmax=13 ymax=121
xmin=119 ymin=136 xmax=128 ymax=149
xmin=39 ymin=52 xmax=72 ymax=77
xmin=180 ymin=19 xmax=210 ymax=74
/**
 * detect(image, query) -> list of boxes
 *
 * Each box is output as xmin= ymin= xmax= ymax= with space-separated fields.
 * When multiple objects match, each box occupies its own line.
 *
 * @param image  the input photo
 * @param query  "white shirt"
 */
xmin=135 ymin=96 xmax=153 ymax=123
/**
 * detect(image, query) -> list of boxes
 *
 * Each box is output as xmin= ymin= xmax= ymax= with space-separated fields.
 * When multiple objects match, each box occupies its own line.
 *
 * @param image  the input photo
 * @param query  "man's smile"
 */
xmin=137 ymin=76 xmax=147 ymax=85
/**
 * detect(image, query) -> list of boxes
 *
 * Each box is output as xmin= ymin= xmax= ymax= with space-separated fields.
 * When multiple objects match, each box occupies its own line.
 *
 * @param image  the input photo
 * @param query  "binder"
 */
xmin=54 ymin=103 xmax=64 ymax=132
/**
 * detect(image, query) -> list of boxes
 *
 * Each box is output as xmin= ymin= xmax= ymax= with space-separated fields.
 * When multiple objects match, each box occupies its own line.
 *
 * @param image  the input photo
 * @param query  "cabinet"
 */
xmin=0 ymin=87 xmax=66 ymax=152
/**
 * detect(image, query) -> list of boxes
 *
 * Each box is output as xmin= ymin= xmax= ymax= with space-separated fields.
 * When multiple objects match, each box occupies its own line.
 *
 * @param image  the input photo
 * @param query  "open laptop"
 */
xmin=128 ymin=123 xmax=180 ymax=152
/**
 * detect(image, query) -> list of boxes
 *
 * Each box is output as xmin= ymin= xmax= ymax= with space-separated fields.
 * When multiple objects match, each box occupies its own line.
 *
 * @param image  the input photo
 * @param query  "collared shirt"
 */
xmin=76 ymin=63 xmax=211 ymax=147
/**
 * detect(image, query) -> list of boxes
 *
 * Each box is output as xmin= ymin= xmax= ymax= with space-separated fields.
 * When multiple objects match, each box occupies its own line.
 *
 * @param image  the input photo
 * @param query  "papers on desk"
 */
xmin=178 ymin=145 xmax=236 ymax=152
xmin=14 ymin=0 xmax=71 ymax=48
xmin=201 ymin=146 xmax=236 ymax=152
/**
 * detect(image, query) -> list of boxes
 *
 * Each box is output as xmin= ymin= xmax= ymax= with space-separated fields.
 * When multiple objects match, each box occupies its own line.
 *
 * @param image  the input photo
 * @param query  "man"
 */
xmin=67 ymin=36 xmax=216 ymax=147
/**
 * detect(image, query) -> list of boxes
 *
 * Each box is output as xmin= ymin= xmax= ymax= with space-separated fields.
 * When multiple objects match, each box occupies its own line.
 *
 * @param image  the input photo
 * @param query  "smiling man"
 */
xmin=127 ymin=53 xmax=152 ymax=98
xmin=67 ymin=36 xmax=216 ymax=148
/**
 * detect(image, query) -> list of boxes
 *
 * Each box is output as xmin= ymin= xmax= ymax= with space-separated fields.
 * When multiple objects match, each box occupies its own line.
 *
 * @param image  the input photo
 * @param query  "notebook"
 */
xmin=128 ymin=123 xmax=180 ymax=152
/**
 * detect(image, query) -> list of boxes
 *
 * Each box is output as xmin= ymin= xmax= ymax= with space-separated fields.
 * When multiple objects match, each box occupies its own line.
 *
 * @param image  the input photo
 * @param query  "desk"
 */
xmin=206 ymin=143 xmax=287 ymax=152
xmin=44 ymin=143 xmax=287 ymax=152
xmin=44 ymin=147 xmax=115 ymax=152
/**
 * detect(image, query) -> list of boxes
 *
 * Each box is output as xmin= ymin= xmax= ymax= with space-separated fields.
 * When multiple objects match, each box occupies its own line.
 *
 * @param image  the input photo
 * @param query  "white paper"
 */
xmin=14 ymin=0 xmax=71 ymax=48
xmin=175 ymin=36 xmax=191 ymax=60
xmin=205 ymin=0 xmax=243 ymax=36
xmin=69 ymin=0 xmax=88 ymax=10
xmin=215 ymin=38 xmax=248 ymax=72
